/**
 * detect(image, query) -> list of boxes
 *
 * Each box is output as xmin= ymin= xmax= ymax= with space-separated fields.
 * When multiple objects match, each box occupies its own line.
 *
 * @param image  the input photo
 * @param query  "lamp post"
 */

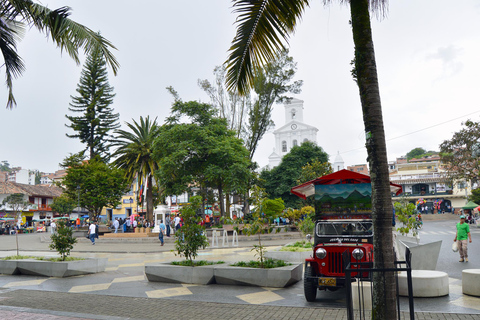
xmin=129 ymin=197 xmax=133 ymax=217
xmin=76 ymin=185 xmax=80 ymax=216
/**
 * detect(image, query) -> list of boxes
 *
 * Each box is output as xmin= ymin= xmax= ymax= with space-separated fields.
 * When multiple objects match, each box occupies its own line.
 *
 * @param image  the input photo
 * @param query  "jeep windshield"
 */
xmin=316 ymin=221 xmax=373 ymax=237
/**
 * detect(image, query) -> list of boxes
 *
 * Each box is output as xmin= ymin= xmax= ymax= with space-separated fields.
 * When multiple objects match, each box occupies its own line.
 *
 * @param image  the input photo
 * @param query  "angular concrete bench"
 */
xmin=462 ymin=269 xmax=480 ymax=296
xmin=398 ymin=270 xmax=449 ymax=297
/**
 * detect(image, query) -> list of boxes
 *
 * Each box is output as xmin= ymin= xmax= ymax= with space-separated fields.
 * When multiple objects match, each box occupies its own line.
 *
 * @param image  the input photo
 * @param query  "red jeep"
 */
xmin=291 ymin=170 xmax=401 ymax=302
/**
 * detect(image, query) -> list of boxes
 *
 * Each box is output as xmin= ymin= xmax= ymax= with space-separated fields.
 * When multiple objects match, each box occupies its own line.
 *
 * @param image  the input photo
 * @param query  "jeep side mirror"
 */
xmin=306 ymin=234 xmax=312 ymax=242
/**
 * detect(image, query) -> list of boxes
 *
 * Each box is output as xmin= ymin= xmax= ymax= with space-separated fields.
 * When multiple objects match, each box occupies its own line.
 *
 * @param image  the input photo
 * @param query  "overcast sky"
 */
xmin=1 ymin=0 xmax=480 ymax=174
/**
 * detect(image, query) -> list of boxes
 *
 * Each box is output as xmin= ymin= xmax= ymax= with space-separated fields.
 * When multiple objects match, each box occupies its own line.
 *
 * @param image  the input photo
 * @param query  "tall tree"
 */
xmin=224 ymin=0 xmax=396 ymax=317
xmin=0 ymin=1 xmax=119 ymax=109
xmin=406 ymin=147 xmax=427 ymax=160
xmin=199 ymin=50 xmax=302 ymax=160
xmin=440 ymin=120 xmax=480 ymax=184
xmin=66 ymin=44 xmax=120 ymax=161
xmin=154 ymin=94 xmax=252 ymax=217
xmin=61 ymin=155 xmax=129 ymax=221
xmin=112 ymin=116 xmax=161 ymax=223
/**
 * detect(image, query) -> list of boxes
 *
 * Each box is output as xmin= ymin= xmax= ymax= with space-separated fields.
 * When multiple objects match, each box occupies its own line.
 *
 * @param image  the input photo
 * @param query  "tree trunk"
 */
xmin=350 ymin=0 xmax=397 ymax=318
xmin=226 ymin=193 xmax=231 ymax=218
xmin=146 ymin=175 xmax=154 ymax=223
xmin=218 ymin=183 xmax=225 ymax=217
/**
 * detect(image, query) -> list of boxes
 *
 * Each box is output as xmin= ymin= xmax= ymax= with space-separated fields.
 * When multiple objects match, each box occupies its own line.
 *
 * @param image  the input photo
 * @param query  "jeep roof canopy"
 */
xmin=290 ymin=169 xmax=402 ymax=199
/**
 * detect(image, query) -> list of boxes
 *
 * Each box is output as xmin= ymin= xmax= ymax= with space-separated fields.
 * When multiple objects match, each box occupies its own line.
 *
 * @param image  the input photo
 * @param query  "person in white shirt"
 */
xmin=89 ymin=221 xmax=97 ymax=245
xmin=113 ymin=218 xmax=119 ymax=233
xmin=133 ymin=219 xmax=138 ymax=232
xmin=51 ymin=221 xmax=57 ymax=235
xmin=174 ymin=214 xmax=181 ymax=231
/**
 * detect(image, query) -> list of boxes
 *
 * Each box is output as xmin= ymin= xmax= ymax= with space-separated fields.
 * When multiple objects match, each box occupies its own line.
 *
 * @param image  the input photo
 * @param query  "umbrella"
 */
xmin=0 ymin=218 xmax=15 ymax=221
xmin=53 ymin=217 xmax=69 ymax=220
xmin=462 ymin=201 xmax=479 ymax=210
xmin=204 ymin=209 xmax=212 ymax=214
xmin=81 ymin=215 xmax=89 ymax=218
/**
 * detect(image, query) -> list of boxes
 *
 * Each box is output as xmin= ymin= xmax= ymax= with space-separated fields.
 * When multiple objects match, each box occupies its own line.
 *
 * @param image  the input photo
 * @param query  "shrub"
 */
xmin=49 ymin=220 xmax=77 ymax=261
xmin=174 ymin=196 xmax=209 ymax=264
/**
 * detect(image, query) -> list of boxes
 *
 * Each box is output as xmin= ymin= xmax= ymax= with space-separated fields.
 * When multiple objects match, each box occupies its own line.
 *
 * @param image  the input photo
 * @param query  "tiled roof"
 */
xmin=0 ymin=182 xmax=62 ymax=197
xmin=390 ymin=177 xmax=448 ymax=185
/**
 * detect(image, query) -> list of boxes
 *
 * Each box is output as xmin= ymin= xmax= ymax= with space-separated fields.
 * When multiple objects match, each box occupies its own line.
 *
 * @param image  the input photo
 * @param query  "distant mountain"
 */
xmin=346 ymin=189 xmax=370 ymax=202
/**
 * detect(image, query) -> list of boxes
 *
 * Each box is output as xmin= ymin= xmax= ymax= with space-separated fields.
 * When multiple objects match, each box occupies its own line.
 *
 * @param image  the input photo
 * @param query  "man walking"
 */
xmin=89 ymin=221 xmax=97 ymax=245
xmin=113 ymin=218 xmax=119 ymax=233
xmin=454 ymin=215 xmax=472 ymax=262
xmin=165 ymin=214 xmax=171 ymax=237
xmin=158 ymin=219 xmax=166 ymax=246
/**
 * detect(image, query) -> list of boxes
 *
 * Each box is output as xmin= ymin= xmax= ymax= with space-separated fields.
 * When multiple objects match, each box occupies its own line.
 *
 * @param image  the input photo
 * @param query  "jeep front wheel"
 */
xmin=304 ymin=265 xmax=317 ymax=302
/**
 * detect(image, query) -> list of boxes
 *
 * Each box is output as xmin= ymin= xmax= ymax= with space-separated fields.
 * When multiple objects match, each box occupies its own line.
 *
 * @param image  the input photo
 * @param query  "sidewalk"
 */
xmin=0 ymin=289 xmax=478 ymax=320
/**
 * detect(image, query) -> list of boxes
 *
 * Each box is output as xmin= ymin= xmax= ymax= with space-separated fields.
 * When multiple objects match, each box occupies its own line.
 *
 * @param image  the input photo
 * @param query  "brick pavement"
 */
xmin=1 ymin=289 xmax=479 ymax=320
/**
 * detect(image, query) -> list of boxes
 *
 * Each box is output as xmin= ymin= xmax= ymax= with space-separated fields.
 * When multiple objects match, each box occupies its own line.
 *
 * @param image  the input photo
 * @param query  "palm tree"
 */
xmin=225 ymin=0 xmax=395 ymax=318
xmin=0 ymin=0 xmax=119 ymax=109
xmin=112 ymin=116 xmax=161 ymax=223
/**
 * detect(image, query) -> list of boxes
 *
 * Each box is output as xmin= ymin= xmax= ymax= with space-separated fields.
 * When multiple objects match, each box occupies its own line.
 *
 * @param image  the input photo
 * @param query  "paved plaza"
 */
xmin=0 ymin=221 xmax=479 ymax=319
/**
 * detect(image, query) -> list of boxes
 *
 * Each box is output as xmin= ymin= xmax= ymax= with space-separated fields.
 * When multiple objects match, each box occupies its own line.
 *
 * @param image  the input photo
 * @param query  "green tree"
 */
xmin=394 ymin=197 xmax=421 ymax=237
xmin=1 ymin=1 xmax=119 ymax=109
xmin=224 ymin=1 xmax=397 ymax=316
xmin=49 ymin=220 xmax=77 ymax=261
xmin=440 ymin=120 xmax=480 ymax=184
xmin=260 ymin=141 xmax=329 ymax=208
xmin=468 ymin=188 xmax=480 ymax=205
xmin=61 ymin=156 xmax=129 ymax=221
xmin=66 ymin=45 xmax=120 ymax=161
xmin=0 ymin=161 xmax=11 ymax=171
xmin=243 ymin=185 xmax=284 ymax=268
xmin=50 ymin=194 xmax=76 ymax=216
xmin=2 ymin=193 xmax=30 ymax=255
xmin=406 ymin=147 xmax=427 ymax=160
xmin=155 ymin=94 xmax=252 ymax=217
xmin=112 ymin=116 xmax=161 ymax=223
xmin=174 ymin=196 xmax=209 ymax=264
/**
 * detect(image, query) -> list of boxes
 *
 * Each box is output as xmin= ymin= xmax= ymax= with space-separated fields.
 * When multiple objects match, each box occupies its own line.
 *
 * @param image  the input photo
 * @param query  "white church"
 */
xmin=267 ymin=98 xmax=344 ymax=171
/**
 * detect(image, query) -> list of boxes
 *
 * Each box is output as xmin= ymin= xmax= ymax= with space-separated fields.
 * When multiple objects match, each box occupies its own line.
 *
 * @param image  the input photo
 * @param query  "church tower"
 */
xmin=268 ymin=98 xmax=319 ymax=167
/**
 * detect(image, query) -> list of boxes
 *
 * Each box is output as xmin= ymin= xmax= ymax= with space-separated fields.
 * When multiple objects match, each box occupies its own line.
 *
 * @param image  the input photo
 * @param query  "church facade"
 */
xmin=268 ymin=98 xmax=319 ymax=167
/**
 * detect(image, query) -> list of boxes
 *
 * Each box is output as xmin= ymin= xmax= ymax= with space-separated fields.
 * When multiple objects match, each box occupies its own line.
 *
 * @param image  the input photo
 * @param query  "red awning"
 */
xmin=291 ymin=169 xmax=403 ymax=200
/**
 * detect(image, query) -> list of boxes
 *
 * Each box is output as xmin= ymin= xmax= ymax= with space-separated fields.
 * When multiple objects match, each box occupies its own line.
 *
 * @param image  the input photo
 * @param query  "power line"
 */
xmin=338 ymin=109 xmax=480 ymax=155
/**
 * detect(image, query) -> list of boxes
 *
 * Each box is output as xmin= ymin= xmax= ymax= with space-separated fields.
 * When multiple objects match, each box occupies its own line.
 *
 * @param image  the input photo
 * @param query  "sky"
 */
xmin=1 ymin=0 xmax=480 ymax=174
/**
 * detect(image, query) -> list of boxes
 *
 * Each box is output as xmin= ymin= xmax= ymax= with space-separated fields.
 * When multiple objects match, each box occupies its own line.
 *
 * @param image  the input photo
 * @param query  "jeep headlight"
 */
xmin=352 ymin=248 xmax=364 ymax=260
xmin=315 ymin=248 xmax=327 ymax=259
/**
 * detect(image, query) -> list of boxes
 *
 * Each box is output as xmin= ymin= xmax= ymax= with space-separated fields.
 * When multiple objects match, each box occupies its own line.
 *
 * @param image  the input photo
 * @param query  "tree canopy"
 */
xmin=440 ymin=120 xmax=480 ymax=184
xmin=154 ymin=93 xmax=252 ymax=216
xmin=61 ymin=155 xmax=129 ymax=220
xmin=66 ymin=44 xmax=120 ymax=161
xmin=260 ymin=141 xmax=329 ymax=208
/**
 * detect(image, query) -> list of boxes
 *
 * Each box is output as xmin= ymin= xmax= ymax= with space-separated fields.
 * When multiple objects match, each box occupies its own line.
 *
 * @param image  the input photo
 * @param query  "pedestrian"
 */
xmin=50 ymin=220 xmax=56 ymax=234
xmin=113 ymin=218 xmax=119 ymax=233
xmin=158 ymin=219 xmax=166 ymax=246
xmin=133 ymin=219 xmax=138 ymax=232
xmin=454 ymin=215 xmax=472 ymax=262
xmin=89 ymin=221 xmax=97 ymax=245
xmin=165 ymin=214 xmax=171 ymax=237
xmin=126 ymin=218 xmax=131 ymax=232
xmin=174 ymin=214 xmax=181 ymax=232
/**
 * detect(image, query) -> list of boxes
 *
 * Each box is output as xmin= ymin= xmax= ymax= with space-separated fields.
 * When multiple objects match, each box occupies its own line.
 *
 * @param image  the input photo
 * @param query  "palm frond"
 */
xmin=225 ymin=0 xmax=309 ymax=95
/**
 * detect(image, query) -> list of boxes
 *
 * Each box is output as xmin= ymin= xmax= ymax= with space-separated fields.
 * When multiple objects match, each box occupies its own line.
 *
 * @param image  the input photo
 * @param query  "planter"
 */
xmin=145 ymin=227 xmax=151 ymax=234
xmin=265 ymin=247 xmax=312 ymax=262
xmin=135 ymin=227 xmax=140 ymax=233
xmin=0 ymin=258 xmax=107 ymax=277
xmin=145 ymin=262 xmax=217 ymax=285
xmin=145 ymin=262 xmax=303 ymax=288
xmin=214 ymin=263 xmax=302 ymax=288
xmin=140 ymin=227 xmax=145 ymax=233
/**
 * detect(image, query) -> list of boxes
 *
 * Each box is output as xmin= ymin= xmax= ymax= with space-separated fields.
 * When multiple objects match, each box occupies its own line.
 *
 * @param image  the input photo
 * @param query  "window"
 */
xmin=293 ymin=140 xmax=298 ymax=147
xmin=303 ymin=138 xmax=308 ymax=143
xmin=282 ymin=141 xmax=287 ymax=152
xmin=291 ymin=109 xmax=296 ymax=119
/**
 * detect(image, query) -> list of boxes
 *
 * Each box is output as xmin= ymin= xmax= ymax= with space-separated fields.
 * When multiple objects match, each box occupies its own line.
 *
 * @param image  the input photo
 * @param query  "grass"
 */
xmin=171 ymin=260 xmax=225 ymax=267
xmin=231 ymin=258 xmax=291 ymax=269
xmin=1 ymin=255 xmax=84 ymax=262
xmin=279 ymin=241 xmax=313 ymax=252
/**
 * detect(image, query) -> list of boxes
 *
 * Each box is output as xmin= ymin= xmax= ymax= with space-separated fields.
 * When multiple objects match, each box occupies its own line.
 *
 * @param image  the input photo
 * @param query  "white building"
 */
xmin=268 ymin=98 xmax=319 ymax=167
xmin=8 ymin=168 xmax=36 ymax=185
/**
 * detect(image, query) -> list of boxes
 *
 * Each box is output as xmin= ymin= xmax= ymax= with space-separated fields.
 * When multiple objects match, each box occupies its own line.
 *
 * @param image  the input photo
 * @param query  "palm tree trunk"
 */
xmin=146 ymin=175 xmax=154 ymax=223
xmin=350 ymin=0 xmax=397 ymax=318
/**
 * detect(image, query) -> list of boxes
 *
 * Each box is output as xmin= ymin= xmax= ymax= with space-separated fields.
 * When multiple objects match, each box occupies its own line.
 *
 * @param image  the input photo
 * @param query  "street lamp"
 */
xmin=129 ymin=197 xmax=133 ymax=217
xmin=76 ymin=185 xmax=80 ymax=216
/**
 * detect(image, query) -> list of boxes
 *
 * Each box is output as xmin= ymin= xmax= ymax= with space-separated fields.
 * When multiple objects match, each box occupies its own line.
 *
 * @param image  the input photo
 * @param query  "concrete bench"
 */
xmin=398 ymin=270 xmax=449 ymax=297
xmin=462 ymin=269 xmax=480 ymax=296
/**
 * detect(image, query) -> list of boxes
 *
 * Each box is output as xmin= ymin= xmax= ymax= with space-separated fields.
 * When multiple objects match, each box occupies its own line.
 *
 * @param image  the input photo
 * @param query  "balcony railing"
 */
xmin=29 ymin=204 xmax=52 ymax=211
